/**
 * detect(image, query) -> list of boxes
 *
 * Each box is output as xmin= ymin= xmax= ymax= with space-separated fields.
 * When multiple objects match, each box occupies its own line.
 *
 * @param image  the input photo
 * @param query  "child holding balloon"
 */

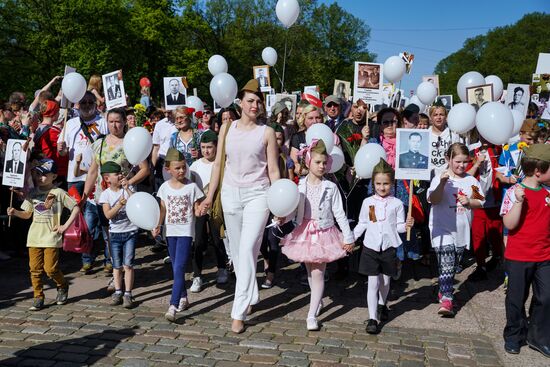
xmin=353 ymin=158 xmax=414 ymax=334
xmin=428 ymin=143 xmax=485 ymax=317
xmin=152 ymin=148 xmax=204 ymax=322
xmin=279 ymin=139 xmax=354 ymax=331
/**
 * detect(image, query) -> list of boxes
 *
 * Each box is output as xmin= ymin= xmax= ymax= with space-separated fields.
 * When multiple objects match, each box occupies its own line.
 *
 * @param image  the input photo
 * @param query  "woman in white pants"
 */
xmin=201 ymin=79 xmax=280 ymax=333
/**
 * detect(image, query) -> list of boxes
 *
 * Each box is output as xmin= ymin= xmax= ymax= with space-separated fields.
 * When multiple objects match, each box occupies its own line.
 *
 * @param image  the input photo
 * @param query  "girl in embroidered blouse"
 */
xmin=354 ymin=159 xmax=414 ymax=334
xmin=280 ymin=139 xmax=354 ymax=331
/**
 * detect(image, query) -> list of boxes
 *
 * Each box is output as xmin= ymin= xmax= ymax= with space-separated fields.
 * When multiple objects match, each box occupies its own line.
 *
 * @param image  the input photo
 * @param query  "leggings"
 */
xmin=167 ymin=236 xmax=193 ymax=306
xmin=434 ymin=245 xmax=464 ymax=300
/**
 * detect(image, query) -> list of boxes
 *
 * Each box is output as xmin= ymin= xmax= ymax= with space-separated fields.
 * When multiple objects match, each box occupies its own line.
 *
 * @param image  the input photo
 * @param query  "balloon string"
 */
xmin=281 ymin=28 xmax=289 ymax=93
xmin=272 ymin=67 xmax=284 ymax=91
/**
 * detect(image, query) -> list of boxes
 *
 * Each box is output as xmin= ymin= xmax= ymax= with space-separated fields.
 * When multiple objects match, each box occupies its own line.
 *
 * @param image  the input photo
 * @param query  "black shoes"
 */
xmin=377 ymin=304 xmax=389 ymax=322
xmin=469 ymin=267 xmax=488 ymax=282
xmin=366 ymin=319 xmax=379 ymax=334
xmin=504 ymin=341 xmax=520 ymax=354
xmin=527 ymin=340 xmax=550 ymax=358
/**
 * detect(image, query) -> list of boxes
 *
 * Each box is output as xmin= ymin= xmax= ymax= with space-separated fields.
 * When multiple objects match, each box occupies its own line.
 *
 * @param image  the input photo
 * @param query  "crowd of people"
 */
xmin=0 ymin=75 xmax=549 ymax=358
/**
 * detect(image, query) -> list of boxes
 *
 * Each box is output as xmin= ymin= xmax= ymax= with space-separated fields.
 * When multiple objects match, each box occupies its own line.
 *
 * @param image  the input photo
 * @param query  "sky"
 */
xmin=318 ymin=0 xmax=548 ymax=95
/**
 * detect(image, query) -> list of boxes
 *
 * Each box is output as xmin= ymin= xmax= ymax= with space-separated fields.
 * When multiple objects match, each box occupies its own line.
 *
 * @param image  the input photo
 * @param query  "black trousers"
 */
xmin=504 ymin=259 xmax=550 ymax=346
xmin=193 ymin=214 xmax=228 ymax=277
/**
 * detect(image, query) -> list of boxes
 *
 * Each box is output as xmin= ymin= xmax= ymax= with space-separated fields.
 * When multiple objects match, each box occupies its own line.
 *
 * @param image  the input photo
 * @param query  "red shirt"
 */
xmin=36 ymin=125 xmax=68 ymax=177
xmin=501 ymin=184 xmax=550 ymax=262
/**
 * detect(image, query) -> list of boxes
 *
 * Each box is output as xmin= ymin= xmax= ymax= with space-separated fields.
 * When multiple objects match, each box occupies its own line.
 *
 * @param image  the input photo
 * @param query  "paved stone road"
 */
xmin=0 ymin=237 xmax=547 ymax=366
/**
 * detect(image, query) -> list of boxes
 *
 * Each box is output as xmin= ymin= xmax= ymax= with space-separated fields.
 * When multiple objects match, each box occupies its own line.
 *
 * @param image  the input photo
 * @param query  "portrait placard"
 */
xmin=275 ymin=94 xmax=297 ymax=120
xmin=253 ymin=65 xmax=271 ymax=92
xmin=353 ymin=62 xmax=383 ymax=105
xmin=422 ymin=75 xmax=440 ymax=95
xmin=163 ymin=77 xmax=187 ymax=110
xmin=102 ymin=70 xmax=127 ymax=111
xmin=435 ymin=95 xmax=453 ymax=111
xmin=2 ymin=139 xmax=28 ymax=188
xmin=466 ymin=84 xmax=493 ymax=111
xmin=395 ymin=129 xmax=431 ymax=181
xmin=504 ymin=83 xmax=530 ymax=118
xmin=333 ymin=80 xmax=351 ymax=100
xmin=535 ymin=53 xmax=550 ymax=74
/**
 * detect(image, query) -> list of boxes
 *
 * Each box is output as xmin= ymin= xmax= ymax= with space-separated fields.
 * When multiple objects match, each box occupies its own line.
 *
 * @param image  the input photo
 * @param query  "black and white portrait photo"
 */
xmin=423 ymin=75 xmax=440 ymax=95
xmin=253 ymin=65 xmax=271 ymax=92
xmin=395 ymin=129 xmax=430 ymax=181
xmin=2 ymin=139 xmax=28 ymax=188
xmin=353 ymin=62 xmax=383 ymax=105
xmin=436 ymin=95 xmax=453 ymax=111
xmin=333 ymin=80 xmax=351 ymax=101
xmin=102 ymin=70 xmax=127 ymax=110
xmin=467 ymin=84 xmax=493 ymax=111
xmin=164 ymin=77 xmax=187 ymax=110
xmin=505 ymin=83 xmax=530 ymax=117
xmin=275 ymin=94 xmax=297 ymax=120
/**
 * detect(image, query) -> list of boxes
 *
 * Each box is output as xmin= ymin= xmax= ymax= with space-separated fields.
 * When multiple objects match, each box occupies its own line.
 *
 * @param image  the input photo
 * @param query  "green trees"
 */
xmin=435 ymin=12 xmax=550 ymax=99
xmin=0 ymin=0 xmax=374 ymax=104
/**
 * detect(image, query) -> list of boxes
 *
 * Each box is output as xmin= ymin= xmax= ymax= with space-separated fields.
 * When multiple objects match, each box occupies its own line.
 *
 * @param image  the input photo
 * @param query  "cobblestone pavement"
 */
xmin=0 ymin=238 xmax=547 ymax=366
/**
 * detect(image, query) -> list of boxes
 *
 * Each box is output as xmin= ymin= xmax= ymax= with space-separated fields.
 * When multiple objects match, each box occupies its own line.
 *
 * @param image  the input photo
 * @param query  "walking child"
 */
xmin=500 ymin=144 xmax=550 ymax=357
xmin=354 ymin=159 xmax=413 ymax=334
xmin=153 ymin=148 xmax=204 ymax=322
xmin=7 ymin=159 xmax=80 ymax=311
xmin=280 ymin=139 xmax=354 ymax=331
xmin=427 ymin=143 xmax=485 ymax=316
xmin=99 ymin=161 xmax=138 ymax=308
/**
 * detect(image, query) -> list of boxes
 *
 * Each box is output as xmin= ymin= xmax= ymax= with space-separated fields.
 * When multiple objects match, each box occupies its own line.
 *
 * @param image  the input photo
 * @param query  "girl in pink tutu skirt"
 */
xmin=280 ymin=139 xmax=354 ymax=331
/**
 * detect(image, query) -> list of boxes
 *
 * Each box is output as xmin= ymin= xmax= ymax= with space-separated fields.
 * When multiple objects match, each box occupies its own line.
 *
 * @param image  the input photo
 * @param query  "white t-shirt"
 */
xmin=190 ymin=158 xmax=213 ymax=192
xmin=98 ymin=188 xmax=138 ymax=233
xmin=427 ymin=174 xmax=484 ymax=249
xmin=152 ymin=118 xmax=177 ymax=157
xmin=59 ymin=115 xmax=108 ymax=182
xmin=428 ymin=127 xmax=462 ymax=177
xmin=157 ymin=181 xmax=204 ymax=238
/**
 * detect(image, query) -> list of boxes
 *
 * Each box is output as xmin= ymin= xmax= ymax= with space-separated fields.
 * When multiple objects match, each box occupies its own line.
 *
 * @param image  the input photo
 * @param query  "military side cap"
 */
xmin=200 ymin=130 xmax=218 ymax=144
xmin=101 ymin=161 xmax=122 ymax=174
xmin=270 ymin=123 xmax=284 ymax=134
xmin=241 ymin=79 xmax=261 ymax=94
xmin=524 ymin=144 xmax=550 ymax=162
xmin=372 ymin=158 xmax=394 ymax=176
xmin=165 ymin=147 xmax=184 ymax=162
xmin=271 ymin=102 xmax=286 ymax=117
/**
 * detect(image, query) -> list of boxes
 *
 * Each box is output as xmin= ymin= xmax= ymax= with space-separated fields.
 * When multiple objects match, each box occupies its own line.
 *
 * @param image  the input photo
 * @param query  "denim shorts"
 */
xmin=110 ymin=231 xmax=138 ymax=268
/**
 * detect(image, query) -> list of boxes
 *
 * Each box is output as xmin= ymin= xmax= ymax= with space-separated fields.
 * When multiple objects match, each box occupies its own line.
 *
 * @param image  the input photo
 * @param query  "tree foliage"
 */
xmin=0 ymin=0 xmax=374 ymax=104
xmin=435 ymin=12 xmax=550 ymax=99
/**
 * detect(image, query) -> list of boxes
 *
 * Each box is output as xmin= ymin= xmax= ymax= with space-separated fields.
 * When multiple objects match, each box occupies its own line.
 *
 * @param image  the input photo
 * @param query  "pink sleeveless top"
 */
xmin=224 ymin=122 xmax=269 ymax=187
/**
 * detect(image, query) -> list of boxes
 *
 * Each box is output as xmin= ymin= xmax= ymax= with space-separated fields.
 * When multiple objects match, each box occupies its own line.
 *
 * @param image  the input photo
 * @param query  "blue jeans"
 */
xmin=110 ymin=231 xmax=138 ymax=268
xmin=397 ymin=228 xmax=421 ymax=261
xmin=167 ymin=236 xmax=193 ymax=306
xmin=81 ymin=201 xmax=110 ymax=266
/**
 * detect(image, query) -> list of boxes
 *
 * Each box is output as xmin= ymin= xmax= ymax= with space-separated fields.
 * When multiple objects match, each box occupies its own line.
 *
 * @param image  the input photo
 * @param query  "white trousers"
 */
xmin=221 ymin=183 xmax=270 ymax=320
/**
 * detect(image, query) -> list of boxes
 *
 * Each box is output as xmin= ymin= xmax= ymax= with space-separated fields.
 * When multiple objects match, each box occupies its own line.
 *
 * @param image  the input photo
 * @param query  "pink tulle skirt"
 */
xmin=281 ymin=219 xmax=347 ymax=264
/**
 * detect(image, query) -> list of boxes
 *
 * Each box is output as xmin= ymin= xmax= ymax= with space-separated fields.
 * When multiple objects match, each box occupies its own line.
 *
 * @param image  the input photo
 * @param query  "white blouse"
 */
xmin=353 ymin=195 xmax=406 ymax=251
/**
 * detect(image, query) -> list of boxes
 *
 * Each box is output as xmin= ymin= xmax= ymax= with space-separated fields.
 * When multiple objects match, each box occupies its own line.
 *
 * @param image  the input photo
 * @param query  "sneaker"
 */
xmin=377 ymin=304 xmax=389 ymax=322
xmin=306 ymin=317 xmax=319 ymax=331
xmin=315 ymin=301 xmax=324 ymax=317
xmin=366 ymin=319 xmax=379 ymax=334
xmin=103 ymin=263 xmax=113 ymax=274
xmin=163 ymin=256 xmax=171 ymax=264
xmin=56 ymin=286 xmax=69 ymax=305
xmin=111 ymin=292 xmax=123 ymax=306
xmin=217 ymin=268 xmax=229 ymax=284
xmin=107 ymin=277 xmax=116 ymax=293
xmin=190 ymin=277 xmax=203 ymax=293
xmin=123 ymin=294 xmax=135 ymax=309
xmin=29 ymin=297 xmax=44 ymax=311
xmin=151 ymin=241 xmax=167 ymax=253
xmin=80 ymin=263 xmax=93 ymax=274
xmin=165 ymin=305 xmax=178 ymax=322
xmin=261 ymin=278 xmax=274 ymax=289
xmin=469 ymin=266 xmax=488 ymax=282
xmin=438 ymin=298 xmax=455 ymax=317
xmin=176 ymin=297 xmax=189 ymax=312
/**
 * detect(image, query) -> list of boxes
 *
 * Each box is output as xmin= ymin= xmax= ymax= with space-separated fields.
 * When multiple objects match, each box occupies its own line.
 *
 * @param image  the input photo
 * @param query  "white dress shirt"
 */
xmin=353 ymin=195 xmax=406 ymax=251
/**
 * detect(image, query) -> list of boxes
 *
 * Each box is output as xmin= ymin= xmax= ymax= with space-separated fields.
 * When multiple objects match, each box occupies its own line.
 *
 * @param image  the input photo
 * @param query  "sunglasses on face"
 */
xmin=326 ymin=103 xmax=339 ymax=108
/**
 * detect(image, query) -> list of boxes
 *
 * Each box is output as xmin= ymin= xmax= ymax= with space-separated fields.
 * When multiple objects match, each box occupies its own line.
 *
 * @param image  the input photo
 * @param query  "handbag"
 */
xmin=403 ymin=180 xmax=425 ymax=224
xmin=210 ymin=121 xmax=233 ymax=238
xmin=62 ymin=211 xmax=93 ymax=253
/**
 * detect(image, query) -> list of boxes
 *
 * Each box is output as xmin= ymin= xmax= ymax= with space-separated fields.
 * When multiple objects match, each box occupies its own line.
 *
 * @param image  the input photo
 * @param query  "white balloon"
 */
xmin=354 ymin=143 xmax=387 ymax=179
xmin=510 ymin=109 xmax=525 ymax=136
xmin=485 ymin=75 xmax=504 ymax=101
xmin=62 ymin=72 xmax=87 ymax=103
xmin=447 ymin=103 xmax=477 ymax=134
xmin=262 ymin=47 xmax=278 ymax=67
xmin=416 ymin=82 xmax=438 ymax=105
xmin=208 ymin=55 xmax=228 ymax=76
xmin=305 ymin=124 xmax=334 ymax=154
xmin=457 ymin=71 xmax=485 ymax=102
xmin=210 ymin=73 xmax=238 ymax=108
xmin=123 ymin=127 xmax=153 ymax=165
xmin=408 ymin=95 xmax=426 ymax=112
xmin=383 ymin=56 xmax=406 ymax=83
xmin=328 ymin=146 xmax=345 ymax=173
xmin=186 ymin=95 xmax=204 ymax=112
xmin=126 ymin=192 xmax=160 ymax=231
xmin=476 ymin=102 xmax=514 ymax=145
xmin=267 ymin=179 xmax=300 ymax=217
xmin=276 ymin=0 xmax=300 ymax=28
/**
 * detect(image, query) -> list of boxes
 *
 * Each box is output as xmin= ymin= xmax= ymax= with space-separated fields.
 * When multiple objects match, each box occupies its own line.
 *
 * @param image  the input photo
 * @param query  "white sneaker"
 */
xmin=164 ymin=305 xmax=177 ymax=322
xmin=190 ymin=277 xmax=203 ymax=293
xmin=163 ymin=256 xmax=171 ymax=264
xmin=217 ymin=269 xmax=229 ymax=284
xmin=176 ymin=297 xmax=189 ymax=312
xmin=306 ymin=317 xmax=319 ymax=331
xmin=315 ymin=301 xmax=324 ymax=317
